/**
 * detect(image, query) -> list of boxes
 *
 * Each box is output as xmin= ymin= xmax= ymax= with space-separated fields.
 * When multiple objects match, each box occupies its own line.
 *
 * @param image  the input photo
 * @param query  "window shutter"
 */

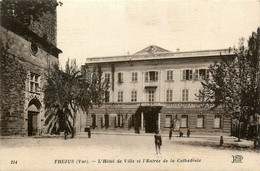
xmin=108 ymin=115 xmax=110 ymax=127
xmin=95 ymin=115 xmax=97 ymax=127
xmin=180 ymin=88 xmax=182 ymax=101
xmin=120 ymin=115 xmax=123 ymax=127
xmin=102 ymin=115 xmax=105 ymax=127
xmin=182 ymin=70 xmax=186 ymax=80
xmin=189 ymin=70 xmax=193 ymax=80
xmin=145 ymin=72 xmax=148 ymax=81
xmin=194 ymin=69 xmax=198 ymax=80
xmin=206 ymin=69 xmax=210 ymax=79
xmin=115 ymin=115 xmax=118 ymax=127
xmin=155 ymin=71 xmax=158 ymax=81
xmin=186 ymin=89 xmax=189 ymax=101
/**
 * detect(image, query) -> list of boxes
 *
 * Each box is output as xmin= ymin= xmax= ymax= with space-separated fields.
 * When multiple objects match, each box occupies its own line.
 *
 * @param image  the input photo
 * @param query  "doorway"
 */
xmin=134 ymin=106 xmax=162 ymax=133
xmin=144 ymin=111 xmax=158 ymax=133
xmin=27 ymin=98 xmax=41 ymax=136
xmin=28 ymin=111 xmax=38 ymax=136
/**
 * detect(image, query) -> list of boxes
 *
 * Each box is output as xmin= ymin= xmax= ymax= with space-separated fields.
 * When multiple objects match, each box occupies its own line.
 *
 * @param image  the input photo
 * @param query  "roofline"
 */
xmin=86 ymin=48 xmax=235 ymax=64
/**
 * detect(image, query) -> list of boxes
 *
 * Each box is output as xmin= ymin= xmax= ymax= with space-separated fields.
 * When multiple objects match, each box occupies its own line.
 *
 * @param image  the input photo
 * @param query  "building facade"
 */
xmin=82 ymin=45 xmax=235 ymax=134
xmin=0 ymin=0 xmax=62 ymax=136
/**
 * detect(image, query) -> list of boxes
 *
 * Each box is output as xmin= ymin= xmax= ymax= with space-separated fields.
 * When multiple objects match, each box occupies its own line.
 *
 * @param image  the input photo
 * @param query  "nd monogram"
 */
xmin=231 ymin=155 xmax=243 ymax=163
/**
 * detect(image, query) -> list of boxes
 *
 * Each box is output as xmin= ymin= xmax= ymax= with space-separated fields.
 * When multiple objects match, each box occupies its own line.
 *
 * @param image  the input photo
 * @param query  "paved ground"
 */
xmin=1 ymin=134 xmax=260 ymax=171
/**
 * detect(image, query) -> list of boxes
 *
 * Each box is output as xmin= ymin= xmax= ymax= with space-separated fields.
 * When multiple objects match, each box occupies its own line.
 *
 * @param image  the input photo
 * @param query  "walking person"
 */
xmin=169 ymin=128 xmax=172 ymax=140
xmin=154 ymin=130 xmax=162 ymax=154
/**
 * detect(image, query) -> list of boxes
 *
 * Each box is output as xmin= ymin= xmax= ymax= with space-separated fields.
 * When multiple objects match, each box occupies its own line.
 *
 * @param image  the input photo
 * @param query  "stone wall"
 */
xmin=30 ymin=10 xmax=57 ymax=46
xmin=0 ymin=27 xmax=58 ymax=136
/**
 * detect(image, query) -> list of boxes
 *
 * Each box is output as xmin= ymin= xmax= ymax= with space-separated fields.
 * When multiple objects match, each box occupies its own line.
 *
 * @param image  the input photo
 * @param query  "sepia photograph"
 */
xmin=0 ymin=0 xmax=260 ymax=170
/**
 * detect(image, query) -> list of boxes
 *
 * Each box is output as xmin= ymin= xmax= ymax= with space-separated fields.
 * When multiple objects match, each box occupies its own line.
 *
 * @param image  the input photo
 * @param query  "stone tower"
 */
xmin=0 ymin=0 xmax=62 ymax=136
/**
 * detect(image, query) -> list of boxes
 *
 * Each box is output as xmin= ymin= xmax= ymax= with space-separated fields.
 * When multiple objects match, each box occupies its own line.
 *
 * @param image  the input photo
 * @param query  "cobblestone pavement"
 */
xmin=1 ymin=134 xmax=260 ymax=171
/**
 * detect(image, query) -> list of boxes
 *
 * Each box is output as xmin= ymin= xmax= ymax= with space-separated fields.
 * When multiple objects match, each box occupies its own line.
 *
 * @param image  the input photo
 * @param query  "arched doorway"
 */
xmin=27 ymin=98 xmax=41 ymax=136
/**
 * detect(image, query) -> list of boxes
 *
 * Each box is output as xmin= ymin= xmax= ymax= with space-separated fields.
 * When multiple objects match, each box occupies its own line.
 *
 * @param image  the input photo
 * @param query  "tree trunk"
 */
xmin=71 ymin=112 xmax=77 ymax=138
xmin=238 ymin=120 xmax=241 ymax=142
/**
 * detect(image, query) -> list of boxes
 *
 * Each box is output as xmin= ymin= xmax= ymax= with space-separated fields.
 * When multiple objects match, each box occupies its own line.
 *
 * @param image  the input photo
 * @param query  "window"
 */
xmin=131 ymin=91 xmax=137 ymax=102
xmin=166 ymin=70 xmax=173 ymax=81
xmin=132 ymin=72 xmax=138 ymax=82
xmin=197 ymin=115 xmax=204 ymax=128
xmin=181 ymin=115 xmax=188 ymax=128
xmin=104 ymin=73 xmax=110 ymax=83
xmin=148 ymin=90 xmax=155 ymax=102
xmin=165 ymin=115 xmax=172 ymax=128
xmin=214 ymin=115 xmax=222 ymax=128
xmin=182 ymin=69 xmax=193 ymax=80
xmin=194 ymin=69 xmax=209 ymax=80
xmin=30 ymin=73 xmax=40 ymax=93
xmin=118 ymin=91 xmax=123 ymax=102
xmin=182 ymin=89 xmax=189 ymax=102
xmin=31 ymin=42 xmax=38 ymax=55
xmin=145 ymin=71 xmax=158 ymax=82
xmin=166 ymin=89 xmax=173 ymax=102
xmin=105 ymin=115 xmax=109 ymax=128
xmin=118 ymin=73 xmax=123 ymax=83
xmin=116 ymin=114 xmax=123 ymax=127
xmin=104 ymin=91 xmax=109 ymax=102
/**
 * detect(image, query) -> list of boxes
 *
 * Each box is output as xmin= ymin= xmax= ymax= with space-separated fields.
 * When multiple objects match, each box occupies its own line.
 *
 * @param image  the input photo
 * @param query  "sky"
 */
xmin=57 ymin=0 xmax=260 ymax=67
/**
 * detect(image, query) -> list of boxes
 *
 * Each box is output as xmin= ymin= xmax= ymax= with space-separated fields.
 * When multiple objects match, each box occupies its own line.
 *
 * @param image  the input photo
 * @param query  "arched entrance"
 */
xmin=27 ymin=98 xmax=41 ymax=136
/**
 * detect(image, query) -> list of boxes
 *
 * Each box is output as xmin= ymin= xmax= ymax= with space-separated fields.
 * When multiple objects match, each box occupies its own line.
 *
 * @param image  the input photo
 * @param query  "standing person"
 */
xmin=154 ymin=130 xmax=162 ymax=154
xmin=88 ymin=128 xmax=91 ymax=138
xmin=187 ymin=129 xmax=190 ymax=138
xmin=220 ymin=136 xmax=224 ymax=146
xmin=169 ymin=128 xmax=172 ymax=140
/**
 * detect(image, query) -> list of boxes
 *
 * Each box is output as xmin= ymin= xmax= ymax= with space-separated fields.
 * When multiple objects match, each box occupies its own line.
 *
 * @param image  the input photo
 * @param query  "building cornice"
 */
xmin=86 ymin=48 xmax=235 ymax=64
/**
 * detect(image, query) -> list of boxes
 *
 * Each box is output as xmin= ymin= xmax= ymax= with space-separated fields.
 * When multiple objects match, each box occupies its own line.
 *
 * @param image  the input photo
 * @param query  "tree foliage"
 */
xmin=43 ymin=60 xmax=109 ymax=137
xmin=199 ymin=28 xmax=260 ymax=139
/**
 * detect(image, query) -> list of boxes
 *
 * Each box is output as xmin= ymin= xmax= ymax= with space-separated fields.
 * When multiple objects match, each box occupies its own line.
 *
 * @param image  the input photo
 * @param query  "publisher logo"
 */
xmin=231 ymin=155 xmax=243 ymax=163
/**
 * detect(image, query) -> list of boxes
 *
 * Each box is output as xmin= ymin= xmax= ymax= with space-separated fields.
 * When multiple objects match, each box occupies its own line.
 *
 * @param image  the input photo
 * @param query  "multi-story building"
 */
xmin=83 ymin=45 xmax=235 ymax=134
xmin=0 ymin=0 xmax=62 ymax=136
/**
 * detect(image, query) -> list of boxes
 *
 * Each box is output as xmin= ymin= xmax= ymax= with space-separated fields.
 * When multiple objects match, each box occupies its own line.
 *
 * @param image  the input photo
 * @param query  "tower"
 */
xmin=0 ymin=0 xmax=62 ymax=136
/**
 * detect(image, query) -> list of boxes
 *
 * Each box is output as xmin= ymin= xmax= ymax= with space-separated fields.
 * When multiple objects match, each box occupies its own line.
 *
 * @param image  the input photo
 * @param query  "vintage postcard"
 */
xmin=1 ymin=0 xmax=260 ymax=170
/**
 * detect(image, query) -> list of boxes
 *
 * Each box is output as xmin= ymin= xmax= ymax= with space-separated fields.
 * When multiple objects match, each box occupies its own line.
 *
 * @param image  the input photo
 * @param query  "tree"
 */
xmin=199 ymin=28 xmax=260 ymax=141
xmin=43 ymin=60 xmax=109 ymax=138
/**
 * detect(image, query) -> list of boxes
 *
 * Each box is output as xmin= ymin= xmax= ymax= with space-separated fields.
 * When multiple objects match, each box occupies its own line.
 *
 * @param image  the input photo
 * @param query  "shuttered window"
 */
xmin=214 ymin=115 xmax=221 ymax=128
xmin=197 ymin=115 xmax=204 ymax=128
xmin=181 ymin=115 xmax=188 ymax=128
xmin=165 ymin=115 xmax=172 ymax=128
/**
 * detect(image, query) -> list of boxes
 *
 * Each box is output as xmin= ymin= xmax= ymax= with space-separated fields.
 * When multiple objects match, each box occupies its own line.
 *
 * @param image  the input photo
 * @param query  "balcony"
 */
xmin=144 ymin=81 xmax=158 ymax=89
